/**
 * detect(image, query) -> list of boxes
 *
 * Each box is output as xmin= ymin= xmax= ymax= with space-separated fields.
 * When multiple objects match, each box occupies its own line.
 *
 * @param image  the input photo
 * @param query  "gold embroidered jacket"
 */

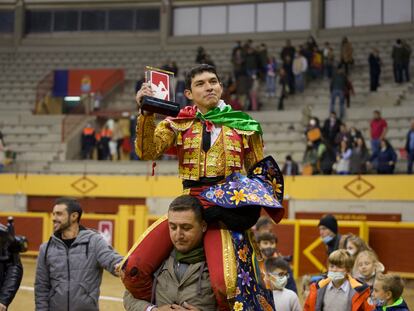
xmin=135 ymin=114 xmax=264 ymax=181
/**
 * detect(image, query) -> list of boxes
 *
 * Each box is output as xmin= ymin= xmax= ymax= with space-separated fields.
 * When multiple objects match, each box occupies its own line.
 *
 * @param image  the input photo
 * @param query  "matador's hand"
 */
xmin=136 ymin=82 xmax=154 ymax=115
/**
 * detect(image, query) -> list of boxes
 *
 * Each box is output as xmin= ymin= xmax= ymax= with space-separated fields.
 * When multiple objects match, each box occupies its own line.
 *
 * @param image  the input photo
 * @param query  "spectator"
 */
xmin=255 ymin=216 xmax=274 ymax=235
xmin=310 ymin=46 xmax=323 ymax=79
xmin=0 ymin=221 xmax=23 ymax=310
xmin=249 ymin=74 xmax=260 ymax=111
xmin=306 ymin=35 xmax=318 ymax=51
xmin=372 ymin=273 xmax=410 ymax=311
xmin=330 ymin=66 xmax=347 ymax=119
xmin=339 ymin=234 xmax=370 ymax=262
xmin=265 ymin=56 xmax=278 ymax=98
xmin=318 ymin=214 xmax=341 ymax=255
xmin=112 ymin=119 xmax=124 ymax=161
xmin=35 ymin=197 xmax=122 ymax=311
xmin=99 ymin=125 xmax=113 ymax=161
xmin=195 ymin=46 xmax=207 ymax=64
xmin=334 ymin=123 xmax=351 ymax=149
xmin=81 ymin=123 xmax=96 ymax=160
xmin=257 ymin=43 xmax=268 ymax=81
xmin=323 ymin=42 xmax=335 ymax=79
xmin=257 ymin=232 xmax=298 ymax=294
xmin=303 ymin=141 xmax=319 ymax=175
xmin=335 ymin=140 xmax=352 ymax=174
xmin=370 ymin=139 xmax=397 ymax=174
xmin=231 ymin=43 xmax=245 ymax=79
xmin=123 ymin=195 xmax=218 ymax=311
xmin=304 ymin=250 xmax=373 ymax=311
xmin=278 ymin=67 xmax=288 ymax=111
xmin=368 ymin=48 xmax=382 ymax=91
xmin=354 ymin=250 xmax=385 ymax=287
xmin=244 ymin=45 xmax=259 ymax=78
xmin=405 ymin=119 xmax=414 ymax=174
xmin=344 ymin=75 xmax=355 ymax=108
xmin=349 ymin=126 xmax=363 ymax=146
xmin=340 ymin=36 xmax=354 ymax=75
xmin=282 ymin=155 xmax=299 ymax=176
xmin=318 ymin=138 xmax=336 ymax=175
xmin=402 ymin=40 xmax=412 ymax=82
xmin=280 ymin=40 xmax=296 ymax=94
xmin=370 ymin=110 xmax=388 ymax=158
xmin=322 ymin=112 xmax=342 ymax=148
xmin=350 ymin=137 xmax=370 ymax=175
xmin=265 ymin=257 xmax=302 ymax=311
xmin=292 ymin=50 xmax=308 ymax=93
xmin=392 ymin=39 xmax=404 ymax=83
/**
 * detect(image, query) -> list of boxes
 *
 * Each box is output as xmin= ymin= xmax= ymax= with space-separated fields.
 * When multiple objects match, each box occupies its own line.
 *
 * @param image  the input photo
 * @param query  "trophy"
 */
xmin=141 ymin=66 xmax=180 ymax=117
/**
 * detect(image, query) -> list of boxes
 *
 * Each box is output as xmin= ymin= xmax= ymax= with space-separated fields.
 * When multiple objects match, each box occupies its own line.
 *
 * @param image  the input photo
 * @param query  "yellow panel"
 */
xmin=0 ymin=174 xmax=414 ymax=200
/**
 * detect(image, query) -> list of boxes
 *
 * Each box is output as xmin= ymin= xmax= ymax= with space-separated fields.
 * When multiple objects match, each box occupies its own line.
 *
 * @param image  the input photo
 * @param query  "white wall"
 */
xmin=173 ymin=1 xmax=310 ymax=37
xmin=384 ymin=0 xmax=412 ymax=24
xmin=325 ymin=0 xmax=352 ymax=28
xmin=354 ymin=0 xmax=382 ymax=26
xmin=200 ymin=6 xmax=226 ymax=35
xmin=325 ymin=0 xmax=413 ymax=29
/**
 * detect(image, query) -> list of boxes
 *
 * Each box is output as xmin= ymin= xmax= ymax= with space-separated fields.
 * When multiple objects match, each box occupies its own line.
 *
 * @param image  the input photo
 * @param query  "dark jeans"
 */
xmin=394 ymin=63 xmax=403 ymax=83
xmin=408 ymin=150 xmax=414 ymax=174
xmin=330 ymin=90 xmax=345 ymax=119
xmin=370 ymin=72 xmax=380 ymax=91
xmin=402 ymin=62 xmax=410 ymax=82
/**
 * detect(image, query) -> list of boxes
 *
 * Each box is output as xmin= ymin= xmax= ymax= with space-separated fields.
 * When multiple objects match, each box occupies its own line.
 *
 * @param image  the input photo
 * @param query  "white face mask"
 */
xmin=269 ymin=274 xmax=288 ymax=290
xmin=347 ymin=248 xmax=357 ymax=256
xmin=327 ymin=271 xmax=346 ymax=282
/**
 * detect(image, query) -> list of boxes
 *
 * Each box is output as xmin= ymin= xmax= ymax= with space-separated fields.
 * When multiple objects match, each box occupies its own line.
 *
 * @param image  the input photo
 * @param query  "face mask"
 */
xmin=322 ymin=235 xmax=334 ymax=244
xmin=370 ymin=297 xmax=385 ymax=307
xmin=347 ymin=249 xmax=356 ymax=256
xmin=310 ymin=120 xmax=316 ymax=126
xmin=269 ymin=274 xmax=288 ymax=290
xmin=261 ymin=247 xmax=275 ymax=258
xmin=327 ymin=271 xmax=346 ymax=282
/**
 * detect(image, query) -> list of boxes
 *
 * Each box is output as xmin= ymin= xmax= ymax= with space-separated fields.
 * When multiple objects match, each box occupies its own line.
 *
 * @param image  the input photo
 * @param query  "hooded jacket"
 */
xmin=374 ymin=297 xmax=410 ymax=311
xmin=35 ymin=227 xmax=122 ymax=311
xmin=304 ymin=275 xmax=374 ymax=311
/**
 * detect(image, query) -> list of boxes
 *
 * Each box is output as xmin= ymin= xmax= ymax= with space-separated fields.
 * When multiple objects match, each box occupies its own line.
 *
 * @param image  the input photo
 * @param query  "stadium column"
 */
xmin=160 ymin=0 xmax=172 ymax=50
xmin=311 ymin=0 xmax=324 ymax=36
xmin=14 ymin=0 xmax=24 ymax=46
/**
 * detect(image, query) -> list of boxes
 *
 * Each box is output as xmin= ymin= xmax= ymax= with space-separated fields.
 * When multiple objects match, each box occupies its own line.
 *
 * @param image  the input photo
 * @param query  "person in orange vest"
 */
xmin=304 ymin=249 xmax=374 ymax=311
xmin=81 ymin=123 xmax=96 ymax=159
xmin=99 ymin=125 xmax=113 ymax=161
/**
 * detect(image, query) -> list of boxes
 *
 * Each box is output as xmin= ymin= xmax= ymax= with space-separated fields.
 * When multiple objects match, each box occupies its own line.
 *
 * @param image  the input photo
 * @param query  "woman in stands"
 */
xmin=350 ymin=137 xmax=370 ymax=174
xmin=369 ymin=139 xmax=397 ymax=174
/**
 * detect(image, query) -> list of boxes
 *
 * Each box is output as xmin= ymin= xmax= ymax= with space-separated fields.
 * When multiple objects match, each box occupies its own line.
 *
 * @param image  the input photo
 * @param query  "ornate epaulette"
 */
xmin=165 ymin=118 xmax=195 ymax=132
xmin=234 ymin=128 xmax=257 ymax=136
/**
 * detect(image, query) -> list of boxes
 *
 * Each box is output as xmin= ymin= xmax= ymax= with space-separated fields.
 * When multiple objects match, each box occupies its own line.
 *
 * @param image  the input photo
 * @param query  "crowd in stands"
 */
xmin=281 ymin=109 xmax=411 ymax=175
xmin=253 ymin=214 xmax=411 ymax=311
xmin=81 ymin=118 xmax=133 ymax=161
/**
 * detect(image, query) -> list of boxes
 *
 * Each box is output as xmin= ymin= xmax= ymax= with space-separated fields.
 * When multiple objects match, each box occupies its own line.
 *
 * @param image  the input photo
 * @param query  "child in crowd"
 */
xmin=256 ymin=232 xmax=298 ymax=293
xmin=355 ymin=250 xmax=385 ymax=287
xmin=340 ymin=234 xmax=370 ymax=259
xmin=265 ymin=257 xmax=302 ymax=311
xmin=304 ymin=249 xmax=374 ymax=311
xmin=372 ymin=273 xmax=410 ymax=311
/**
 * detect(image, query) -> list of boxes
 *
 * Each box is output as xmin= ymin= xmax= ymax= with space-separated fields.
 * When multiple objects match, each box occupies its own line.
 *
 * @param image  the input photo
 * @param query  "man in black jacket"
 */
xmin=0 ymin=223 xmax=23 ymax=310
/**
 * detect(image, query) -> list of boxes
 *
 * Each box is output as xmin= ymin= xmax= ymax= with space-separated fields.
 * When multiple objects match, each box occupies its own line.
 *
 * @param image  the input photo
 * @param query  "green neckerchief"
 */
xmin=383 ymin=297 xmax=404 ymax=311
xmin=196 ymin=104 xmax=263 ymax=134
xmin=175 ymin=246 xmax=205 ymax=264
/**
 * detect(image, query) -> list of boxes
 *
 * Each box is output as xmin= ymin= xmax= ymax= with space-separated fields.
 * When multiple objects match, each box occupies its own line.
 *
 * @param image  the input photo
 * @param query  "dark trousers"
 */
xmin=370 ymin=72 xmax=380 ymax=91
xmin=408 ymin=150 xmax=414 ymax=174
xmin=402 ymin=62 xmax=410 ymax=82
xmin=394 ymin=63 xmax=403 ymax=83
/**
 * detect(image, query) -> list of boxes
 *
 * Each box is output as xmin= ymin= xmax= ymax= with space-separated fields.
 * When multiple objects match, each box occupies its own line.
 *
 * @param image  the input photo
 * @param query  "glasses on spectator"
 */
xmin=269 ymin=272 xmax=289 ymax=278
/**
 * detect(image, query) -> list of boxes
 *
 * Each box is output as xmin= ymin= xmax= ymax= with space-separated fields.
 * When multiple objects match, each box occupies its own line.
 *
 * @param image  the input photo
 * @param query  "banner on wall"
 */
xmin=98 ymin=220 xmax=113 ymax=245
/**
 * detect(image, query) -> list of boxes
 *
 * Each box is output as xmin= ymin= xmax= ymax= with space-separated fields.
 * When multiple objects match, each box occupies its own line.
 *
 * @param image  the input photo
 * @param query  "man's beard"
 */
xmin=54 ymin=219 xmax=71 ymax=234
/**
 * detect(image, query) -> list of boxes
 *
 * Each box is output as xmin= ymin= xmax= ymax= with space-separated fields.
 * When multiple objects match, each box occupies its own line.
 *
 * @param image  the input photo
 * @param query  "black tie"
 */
xmin=202 ymin=122 xmax=211 ymax=152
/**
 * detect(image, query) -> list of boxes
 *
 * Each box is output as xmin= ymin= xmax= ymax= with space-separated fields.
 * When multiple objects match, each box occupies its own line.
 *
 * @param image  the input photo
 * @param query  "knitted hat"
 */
xmin=318 ymin=214 xmax=338 ymax=235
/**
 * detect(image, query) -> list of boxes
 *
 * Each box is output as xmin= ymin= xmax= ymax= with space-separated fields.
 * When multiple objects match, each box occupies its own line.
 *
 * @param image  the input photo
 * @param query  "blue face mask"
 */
xmin=370 ymin=297 xmax=385 ymax=307
xmin=322 ymin=235 xmax=334 ymax=244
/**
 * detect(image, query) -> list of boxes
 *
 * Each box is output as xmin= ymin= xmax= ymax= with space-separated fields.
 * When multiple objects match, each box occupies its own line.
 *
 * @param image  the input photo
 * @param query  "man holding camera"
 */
xmin=0 ymin=222 xmax=23 ymax=310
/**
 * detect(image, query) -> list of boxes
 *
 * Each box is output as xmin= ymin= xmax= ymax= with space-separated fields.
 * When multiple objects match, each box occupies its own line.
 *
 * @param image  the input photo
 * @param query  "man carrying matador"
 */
xmin=121 ymin=64 xmax=285 ymax=311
